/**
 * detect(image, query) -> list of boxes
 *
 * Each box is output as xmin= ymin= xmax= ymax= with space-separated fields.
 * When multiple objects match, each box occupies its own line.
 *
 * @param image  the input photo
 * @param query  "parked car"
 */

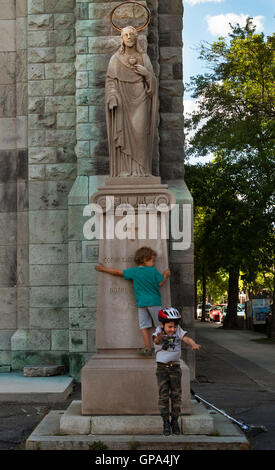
xmin=197 ymin=303 xmax=212 ymax=319
xmin=209 ymin=304 xmax=226 ymax=322
xmin=222 ymin=305 xmax=246 ymax=321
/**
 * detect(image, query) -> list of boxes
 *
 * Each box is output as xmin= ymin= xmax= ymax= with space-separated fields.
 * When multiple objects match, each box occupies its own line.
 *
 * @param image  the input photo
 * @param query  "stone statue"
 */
xmin=105 ymin=26 xmax=158 ymax=177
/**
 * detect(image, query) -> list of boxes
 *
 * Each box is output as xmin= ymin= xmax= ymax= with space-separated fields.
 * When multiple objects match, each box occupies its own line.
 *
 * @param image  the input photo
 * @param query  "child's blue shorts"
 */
xmin=137 ymin=306 xmax=161 ymax=329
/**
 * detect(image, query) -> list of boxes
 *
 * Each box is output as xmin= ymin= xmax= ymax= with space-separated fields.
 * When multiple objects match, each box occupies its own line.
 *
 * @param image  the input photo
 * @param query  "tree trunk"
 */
xmin=201 ymin=268 xmax=207 ymax=322
xmin=223 ymin=266 xmax=240 ymax=329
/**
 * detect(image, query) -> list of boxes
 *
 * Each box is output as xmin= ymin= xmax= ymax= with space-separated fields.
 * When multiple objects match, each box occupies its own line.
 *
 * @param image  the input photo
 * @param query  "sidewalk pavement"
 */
xmin=192 ymin=320 xmax=275 ymax=450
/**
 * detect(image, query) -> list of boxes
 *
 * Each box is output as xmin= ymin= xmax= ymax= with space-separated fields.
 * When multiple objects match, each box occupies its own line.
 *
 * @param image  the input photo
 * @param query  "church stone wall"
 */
xmin=0 ymin=1 xmax=195 ymax=380
xmin=12 ymin=0 xmax=77 ymax=369
xmin=0 ymin=0 xmax=28 ymax=368
xmin=158 ymin=0 xmax=184 ymax=179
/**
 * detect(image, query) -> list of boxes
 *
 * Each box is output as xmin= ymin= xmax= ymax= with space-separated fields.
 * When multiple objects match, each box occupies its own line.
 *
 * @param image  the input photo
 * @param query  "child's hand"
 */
xmin=95 ymin=265 xmax=104 ymax=272
xmin=164 ymin=269 xmax=171 ymax=278
xmin=192 ymin=343 xmax=201 ymax=351
xmin=154 ymin=331 xmax=165 ymax=344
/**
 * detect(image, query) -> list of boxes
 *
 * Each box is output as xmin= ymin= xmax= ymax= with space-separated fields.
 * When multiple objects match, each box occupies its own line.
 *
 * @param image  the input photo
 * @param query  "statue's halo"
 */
xmin=110 ymin=1 xmax=151 ymax=32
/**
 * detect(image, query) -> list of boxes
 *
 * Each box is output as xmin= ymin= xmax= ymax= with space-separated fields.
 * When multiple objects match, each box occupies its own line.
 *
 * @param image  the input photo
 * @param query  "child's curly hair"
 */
xmin=134 ymin=246 xmax=157 ymax=265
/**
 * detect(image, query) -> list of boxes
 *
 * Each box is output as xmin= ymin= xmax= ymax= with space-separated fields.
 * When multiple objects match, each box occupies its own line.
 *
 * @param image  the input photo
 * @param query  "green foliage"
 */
xmin=184 ymin=19 xmax=275 ymax=327
xmin=197 ymin=270 xmax=228 ymax=303
xmin=88 ymin=441 xmax=108 ymax=450
xmin=128 ymin=439 xmax=139 ymax=450
xmin=185 ymin=19 xmax=275 ymax=160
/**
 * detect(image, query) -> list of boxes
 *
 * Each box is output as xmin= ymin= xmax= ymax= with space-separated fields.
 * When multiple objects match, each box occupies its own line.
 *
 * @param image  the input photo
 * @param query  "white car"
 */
xmin=197 ymin=303 xmax=212 ymax=319
xmin=222 ymin=305 xmax=246 ymax=320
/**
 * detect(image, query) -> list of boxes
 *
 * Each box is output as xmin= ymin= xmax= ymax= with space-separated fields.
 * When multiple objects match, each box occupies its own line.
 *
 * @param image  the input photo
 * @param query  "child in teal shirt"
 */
xmin=95 ymin=246 xmax=170 ymax=355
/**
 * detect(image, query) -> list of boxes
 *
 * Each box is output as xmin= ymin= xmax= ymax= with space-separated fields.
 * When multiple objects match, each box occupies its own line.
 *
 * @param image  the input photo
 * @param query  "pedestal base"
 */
xmin=60 ymin=400 xmax=214 ymax=435
xmin=25 ymin=407 xmax=251 ymax=450
xmin=81 ymin=354 xmax=191 ymax=415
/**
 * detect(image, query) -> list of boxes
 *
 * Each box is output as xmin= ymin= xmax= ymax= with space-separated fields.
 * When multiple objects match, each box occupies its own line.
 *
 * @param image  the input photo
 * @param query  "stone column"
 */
xmin=158 ymin=0 xmax=184 ymax=179
xmin=168 ymin=180 xmax=196 ymax=379
xmin=158 ymin=0 xmax=195 ymax=378
xmin=12 ymin=0 xmax=77 ymax=369
xmin=0 ymin=0 xmax=18 ymax=368
xmin=13 ymin=0 xmax=29 ymax=367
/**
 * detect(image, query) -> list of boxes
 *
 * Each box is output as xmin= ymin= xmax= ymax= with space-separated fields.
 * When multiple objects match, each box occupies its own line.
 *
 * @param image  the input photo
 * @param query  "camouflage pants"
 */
xmin=156 ymin=363 xmax=182 ymax=419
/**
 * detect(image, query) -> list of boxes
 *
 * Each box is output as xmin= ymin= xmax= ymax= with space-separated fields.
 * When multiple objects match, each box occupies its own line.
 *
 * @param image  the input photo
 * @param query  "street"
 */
xmin=193 ymin=321 xmax=275 ymax=450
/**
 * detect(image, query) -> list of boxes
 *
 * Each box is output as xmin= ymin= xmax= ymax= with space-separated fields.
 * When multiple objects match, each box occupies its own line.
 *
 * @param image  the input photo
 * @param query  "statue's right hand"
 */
xmin=108 ymin=96 xmax=118 ymax=110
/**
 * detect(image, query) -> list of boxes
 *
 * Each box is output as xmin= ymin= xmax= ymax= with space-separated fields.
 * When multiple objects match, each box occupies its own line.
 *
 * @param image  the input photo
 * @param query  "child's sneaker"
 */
xmin=171 ymin=417 xmax=180 ymax=435
xmin=138 ymin=348 xmax=153 ymax=357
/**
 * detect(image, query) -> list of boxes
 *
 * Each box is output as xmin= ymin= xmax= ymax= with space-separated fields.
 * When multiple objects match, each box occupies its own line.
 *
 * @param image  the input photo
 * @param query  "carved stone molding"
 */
xmin=90 ymin=182 xmax=176 ymax=213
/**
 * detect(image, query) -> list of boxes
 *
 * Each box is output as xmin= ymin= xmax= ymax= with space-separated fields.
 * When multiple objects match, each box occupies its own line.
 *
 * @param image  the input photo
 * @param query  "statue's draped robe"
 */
xmin=105 ymin=51 xmax=157 ymax=177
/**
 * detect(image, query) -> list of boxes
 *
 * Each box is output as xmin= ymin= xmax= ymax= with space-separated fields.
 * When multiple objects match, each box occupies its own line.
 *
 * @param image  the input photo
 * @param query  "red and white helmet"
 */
xmin=158 ymin=307 xmax=181 ymax=321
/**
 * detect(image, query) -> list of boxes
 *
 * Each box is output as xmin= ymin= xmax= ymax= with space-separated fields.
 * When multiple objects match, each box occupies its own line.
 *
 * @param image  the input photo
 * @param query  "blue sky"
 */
xmin=183 ymin=0 xmax=274 ymax=162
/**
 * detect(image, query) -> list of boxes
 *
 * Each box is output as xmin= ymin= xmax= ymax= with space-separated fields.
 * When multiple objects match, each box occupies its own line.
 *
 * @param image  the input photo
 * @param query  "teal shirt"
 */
xmin=123 ymin=266 xmax=164 ymax=308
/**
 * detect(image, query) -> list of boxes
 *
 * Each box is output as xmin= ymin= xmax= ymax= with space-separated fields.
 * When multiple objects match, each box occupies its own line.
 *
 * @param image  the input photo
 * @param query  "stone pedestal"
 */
xmin=91 ymin=181 xmax=175 ymax=349
xmin=82 ymin=355 xmax=190 ymax=415
xmin=81 ymin=180 xmax=191 ymax=416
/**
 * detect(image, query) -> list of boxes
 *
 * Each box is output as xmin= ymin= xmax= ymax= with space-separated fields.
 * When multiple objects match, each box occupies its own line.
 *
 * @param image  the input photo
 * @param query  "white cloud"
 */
xmin=183 ymin=99 xmax=214 ymax=164
xmin=206 ymin=13 xmax=265 ymax=36
xmin=185 ymin=0 xmax=223 ymax=5
xmin=184 ymin=99 xmax=199 ymax=117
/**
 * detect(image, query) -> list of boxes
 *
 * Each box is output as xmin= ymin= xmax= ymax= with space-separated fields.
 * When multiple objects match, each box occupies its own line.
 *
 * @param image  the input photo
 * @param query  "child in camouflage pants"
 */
xmin=153 ymin=307 xmax=201 ymax=436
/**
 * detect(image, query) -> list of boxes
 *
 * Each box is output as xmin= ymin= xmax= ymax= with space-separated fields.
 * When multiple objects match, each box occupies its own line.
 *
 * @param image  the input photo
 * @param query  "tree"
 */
xmin=185 ymin=164 xmax=220 ymax=321
xmin=185 ymin=19 xmax=275 ymax=329
xmin=185 ymin=158 xmax=264 ymax=327
xmin=186 ymin=19 xmax=274 ymax=159
xmin=196 ymin=270 xmax=228 ymax=303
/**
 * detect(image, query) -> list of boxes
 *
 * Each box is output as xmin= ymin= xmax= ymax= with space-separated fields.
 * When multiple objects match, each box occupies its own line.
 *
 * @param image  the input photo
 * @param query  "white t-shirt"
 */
xmin=152 ymin=325 xmax=187 ymax=363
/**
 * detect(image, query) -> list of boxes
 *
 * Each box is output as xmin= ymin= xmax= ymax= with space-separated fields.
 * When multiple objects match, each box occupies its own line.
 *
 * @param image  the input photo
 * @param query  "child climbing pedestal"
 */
xmin=81 ymin=179 xmax=191 ymax=416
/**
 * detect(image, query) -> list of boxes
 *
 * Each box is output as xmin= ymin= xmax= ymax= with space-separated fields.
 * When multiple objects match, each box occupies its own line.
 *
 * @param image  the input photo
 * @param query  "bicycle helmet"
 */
xmin=158 ymin=307 xmax=181 ymax=321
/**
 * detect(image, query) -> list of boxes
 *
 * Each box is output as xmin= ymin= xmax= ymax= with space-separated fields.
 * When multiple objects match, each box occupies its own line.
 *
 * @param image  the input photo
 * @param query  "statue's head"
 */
xmin=119 ymin=26 xmax=143 ymax=54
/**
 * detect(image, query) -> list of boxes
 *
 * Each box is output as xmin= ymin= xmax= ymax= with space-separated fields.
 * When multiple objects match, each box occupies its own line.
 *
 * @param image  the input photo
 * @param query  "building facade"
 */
xmin=0 ymin=0 xmax=194 ymax=380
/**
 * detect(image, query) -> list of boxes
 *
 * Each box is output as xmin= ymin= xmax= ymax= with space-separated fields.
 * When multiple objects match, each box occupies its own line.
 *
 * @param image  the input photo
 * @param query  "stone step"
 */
xmin=25 ymin=409 xmax=250 ymax=450
xmin=23 ymin=365 xmax=66 ymax=377
xmin=59 ymin=400 xmax=214 ymax=435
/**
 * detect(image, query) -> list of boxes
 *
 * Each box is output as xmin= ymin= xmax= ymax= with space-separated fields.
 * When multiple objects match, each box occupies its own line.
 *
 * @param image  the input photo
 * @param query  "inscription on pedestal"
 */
xmin=104 ymin=256 xmax=134 ymax=264
xmin=110 ymin=287 xmax=128 ymax=294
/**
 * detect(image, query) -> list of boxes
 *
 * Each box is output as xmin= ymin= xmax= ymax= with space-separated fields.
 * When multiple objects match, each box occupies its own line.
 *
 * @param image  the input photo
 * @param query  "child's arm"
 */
xmin=95 ymin=265 xmax=124 ymax=277
xmin=158 ymin=269 xmax=171 ymax=288
xmin=182 ymin=335 xmax=201 ymax=351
